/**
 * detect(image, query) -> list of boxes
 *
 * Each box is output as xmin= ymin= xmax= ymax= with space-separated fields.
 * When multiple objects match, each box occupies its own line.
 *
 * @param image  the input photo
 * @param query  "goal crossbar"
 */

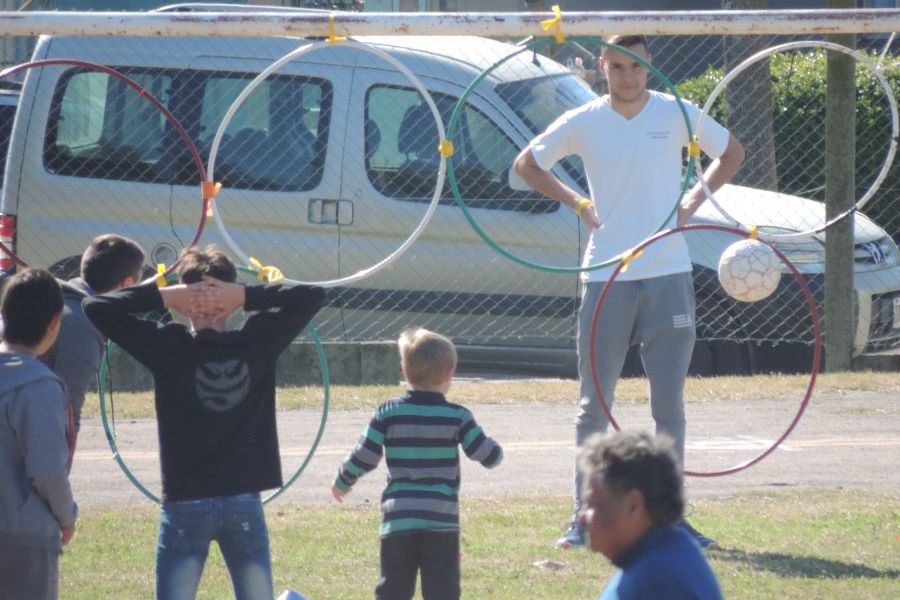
xmin=0 ymin=9 xmax=897 ymax=38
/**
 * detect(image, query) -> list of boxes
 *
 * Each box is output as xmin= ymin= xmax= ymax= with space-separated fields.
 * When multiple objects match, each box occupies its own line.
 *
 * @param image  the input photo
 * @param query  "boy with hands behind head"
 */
xmin=332 ymin=328 xmax=503 ymax=600
xmin=84 ymin=245 xmax=325 ymax=600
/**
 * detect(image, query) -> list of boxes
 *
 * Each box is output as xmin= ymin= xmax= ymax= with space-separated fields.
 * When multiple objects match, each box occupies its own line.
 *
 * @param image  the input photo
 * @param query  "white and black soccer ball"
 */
xmin=717 ymin=239 xmax=782 ymax=303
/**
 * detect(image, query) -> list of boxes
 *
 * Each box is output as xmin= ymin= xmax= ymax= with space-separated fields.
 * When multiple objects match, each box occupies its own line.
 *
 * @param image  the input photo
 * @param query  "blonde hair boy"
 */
xmin=398 ymin=327 xmax=458 ymax=389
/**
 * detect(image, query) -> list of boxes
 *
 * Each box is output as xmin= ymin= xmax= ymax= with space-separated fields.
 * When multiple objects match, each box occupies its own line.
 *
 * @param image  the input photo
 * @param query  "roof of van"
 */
xmin=36 ymin=33 xmax=570 ymax=89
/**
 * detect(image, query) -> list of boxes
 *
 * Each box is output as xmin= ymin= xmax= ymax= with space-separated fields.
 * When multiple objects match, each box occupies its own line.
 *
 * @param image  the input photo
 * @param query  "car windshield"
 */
xmin=495 ymin=73 xmax=596 ymax=192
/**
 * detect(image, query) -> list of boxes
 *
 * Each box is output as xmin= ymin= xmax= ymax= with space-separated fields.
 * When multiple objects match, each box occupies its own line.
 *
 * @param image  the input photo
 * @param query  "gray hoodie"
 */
xmin=0 ymin=352 xmax=78 ymax=552
xmin=39 ymin=277 xmax=102 ymax=432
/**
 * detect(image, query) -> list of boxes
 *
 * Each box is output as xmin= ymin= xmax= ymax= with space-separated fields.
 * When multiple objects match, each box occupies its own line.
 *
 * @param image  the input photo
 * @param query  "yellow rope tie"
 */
xmin=202 ymin=180 xmax=222 ymax=217
xmin=327 ymin=13 xmax=347 ymax=44
xmin=155 ymin=263 xmax=168 ymax=288
xmin=749 ymin=224 xmax=759 ymax=240
xmin=541 ymin=5 xmax=566 ymax=44
xmin=620 ymin=249 xmax=643 ymax=273
xmin=687 ymin=135 xmax=701 ymax=159
xmin=439 ymin=139 xmax=455 ymax=158
xmin=249 ymin=257 xmax=285 ymax=283
xmin=574 ymin=197 xmax=593 ymax=217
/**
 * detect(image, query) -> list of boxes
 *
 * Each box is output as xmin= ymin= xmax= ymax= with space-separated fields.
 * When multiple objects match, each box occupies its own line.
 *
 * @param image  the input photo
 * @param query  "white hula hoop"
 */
xmin=695 ymin=40 xmax=899 ymax=242
xmin=207 ymin=39 xmax=447 ymax=288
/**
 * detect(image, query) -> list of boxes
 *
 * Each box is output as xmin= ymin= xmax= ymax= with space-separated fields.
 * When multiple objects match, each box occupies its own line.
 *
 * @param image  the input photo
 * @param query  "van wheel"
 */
xmin=48 ymin=255 xmax=82 ymax=281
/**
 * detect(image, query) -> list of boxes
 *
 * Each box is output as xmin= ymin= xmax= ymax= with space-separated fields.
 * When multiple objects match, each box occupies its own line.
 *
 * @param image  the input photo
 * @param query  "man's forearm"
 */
xmin=681 ymin=136 xmax=746 ymax=223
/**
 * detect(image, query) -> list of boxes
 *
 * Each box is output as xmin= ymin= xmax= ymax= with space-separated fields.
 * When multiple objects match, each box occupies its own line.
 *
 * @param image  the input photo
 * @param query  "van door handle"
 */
xmin=308 ymin=199 xmax=353 ymax=226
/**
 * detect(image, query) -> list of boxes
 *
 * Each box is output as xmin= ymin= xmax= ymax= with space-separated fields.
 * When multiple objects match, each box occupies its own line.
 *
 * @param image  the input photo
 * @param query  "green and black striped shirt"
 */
xmin=334 ymin=390 xmax=503 ymax=537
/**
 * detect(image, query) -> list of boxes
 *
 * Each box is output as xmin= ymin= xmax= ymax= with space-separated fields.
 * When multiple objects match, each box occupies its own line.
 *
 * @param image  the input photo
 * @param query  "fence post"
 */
xmin=825 ymin=0 xmax=856 ymax=371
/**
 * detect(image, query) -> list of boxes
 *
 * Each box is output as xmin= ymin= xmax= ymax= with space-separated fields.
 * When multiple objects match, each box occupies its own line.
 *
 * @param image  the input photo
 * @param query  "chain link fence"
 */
xmin=0 ymin=28 xmax=898 ymax=373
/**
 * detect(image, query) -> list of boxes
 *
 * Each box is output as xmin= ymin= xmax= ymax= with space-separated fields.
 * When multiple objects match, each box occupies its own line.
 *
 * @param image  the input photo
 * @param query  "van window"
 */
xmin=200 ymin=74 xmax=331 ymax=192
xmin=44 ymin=68 xmax=331 ymax=192
xmin=45 ymin=69 xmax=173 ymax=182
xmin=495 ymin=73 xmax=594 ymax=193
xmin=365 ymin=85 xmax=556 ymax=213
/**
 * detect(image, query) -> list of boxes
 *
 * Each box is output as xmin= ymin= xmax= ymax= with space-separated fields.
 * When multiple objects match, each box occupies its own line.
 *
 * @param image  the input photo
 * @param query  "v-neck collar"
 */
xmin=607 ymin=91 xmax=655 ymax=124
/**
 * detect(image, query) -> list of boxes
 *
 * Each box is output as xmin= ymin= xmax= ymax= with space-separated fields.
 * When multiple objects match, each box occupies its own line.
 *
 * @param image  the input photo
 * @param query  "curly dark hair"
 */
xmin=579 ymin=431 xmax=683 ymax=526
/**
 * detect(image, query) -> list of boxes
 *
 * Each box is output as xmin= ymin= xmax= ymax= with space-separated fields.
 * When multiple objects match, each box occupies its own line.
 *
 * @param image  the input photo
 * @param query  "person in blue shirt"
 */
xmin=578 ymin=431 xmax=723 ymax=600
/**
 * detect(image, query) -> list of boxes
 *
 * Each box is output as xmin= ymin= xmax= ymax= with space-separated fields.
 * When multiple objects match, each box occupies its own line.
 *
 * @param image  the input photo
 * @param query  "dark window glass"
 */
xmin=365 ymin=85 xmax=556 ymax=214
xmin=45 ymin=69 xmax=173 ymax=182
xmin=495 ymin=73 xmax=595 ymax=193
xmin=44 ymin=68 xmax=331 ymax=192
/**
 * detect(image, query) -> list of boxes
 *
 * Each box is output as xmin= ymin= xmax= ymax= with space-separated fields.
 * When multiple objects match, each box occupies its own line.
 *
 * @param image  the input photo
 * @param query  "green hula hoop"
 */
xmin=446 ymin=36 xmax=697 ymax=274
xmin=98 ymin=322 xmax=330 ymax=505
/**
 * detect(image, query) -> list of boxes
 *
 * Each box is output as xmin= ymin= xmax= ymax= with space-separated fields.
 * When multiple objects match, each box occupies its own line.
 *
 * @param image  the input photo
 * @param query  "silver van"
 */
xmin=2 ymin=18 xmax=898 ymax=374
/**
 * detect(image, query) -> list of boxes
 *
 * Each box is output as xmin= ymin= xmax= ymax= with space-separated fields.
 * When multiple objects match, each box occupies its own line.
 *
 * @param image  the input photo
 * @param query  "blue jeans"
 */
xmin=156 ymin=492 xmax=273 ymax=600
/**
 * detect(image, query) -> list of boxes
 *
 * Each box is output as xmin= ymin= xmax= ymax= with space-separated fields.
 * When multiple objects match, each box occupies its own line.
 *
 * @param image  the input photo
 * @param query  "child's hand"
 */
xmin=331 ymin=483 xmax=347 ymax=503
xmin=61 ymin=523 xmax=76 ymax=546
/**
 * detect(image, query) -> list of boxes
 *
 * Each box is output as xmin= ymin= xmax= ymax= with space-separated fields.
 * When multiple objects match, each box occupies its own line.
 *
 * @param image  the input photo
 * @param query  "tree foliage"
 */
xmin=678 ymin=50 xmax=900 ymax=242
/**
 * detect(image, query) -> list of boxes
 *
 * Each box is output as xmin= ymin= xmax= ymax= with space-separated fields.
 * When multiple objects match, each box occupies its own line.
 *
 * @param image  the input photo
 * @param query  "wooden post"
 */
xmin=825 ymin=0 xmax=856 ymax=371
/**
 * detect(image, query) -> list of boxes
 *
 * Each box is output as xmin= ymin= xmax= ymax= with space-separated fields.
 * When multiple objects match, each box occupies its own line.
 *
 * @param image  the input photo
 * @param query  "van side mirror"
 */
xmin=507 ymin=165 xmax=533 ymax=192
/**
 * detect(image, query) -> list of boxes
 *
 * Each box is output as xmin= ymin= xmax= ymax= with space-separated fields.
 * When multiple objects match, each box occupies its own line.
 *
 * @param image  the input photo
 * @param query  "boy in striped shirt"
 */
xmin=332 ymin=328 xmax=503 ymax=600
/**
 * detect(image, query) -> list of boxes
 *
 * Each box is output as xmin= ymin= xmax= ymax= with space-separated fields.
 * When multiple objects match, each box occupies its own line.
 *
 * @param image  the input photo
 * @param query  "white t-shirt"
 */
xmin=530 ymin=91 xmax=730 ymax=282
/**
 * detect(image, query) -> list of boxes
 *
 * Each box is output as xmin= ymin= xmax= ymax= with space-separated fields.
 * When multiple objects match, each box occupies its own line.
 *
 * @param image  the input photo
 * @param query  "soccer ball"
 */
xmin=717 ymin=239 xmax=782 ymax=303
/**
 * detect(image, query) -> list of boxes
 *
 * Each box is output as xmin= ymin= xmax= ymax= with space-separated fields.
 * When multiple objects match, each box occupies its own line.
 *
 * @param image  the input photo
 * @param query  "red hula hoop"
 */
xmin=0 ymin=59 xmax=208 ymax=278
xmin=588 ymin=224 xmax=822 ymax=477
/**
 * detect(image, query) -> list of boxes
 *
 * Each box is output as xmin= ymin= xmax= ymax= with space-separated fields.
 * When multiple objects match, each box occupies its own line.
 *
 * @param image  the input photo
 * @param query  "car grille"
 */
xmin=854 ymin=238 xmax=896 ymax=266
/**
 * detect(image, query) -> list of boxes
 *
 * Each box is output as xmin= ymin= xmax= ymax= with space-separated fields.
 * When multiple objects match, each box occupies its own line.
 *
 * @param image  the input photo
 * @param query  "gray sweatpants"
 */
xmin=573 ymin=272 xmax=696 ymax=515
xmin=0 ymin=544 xmax=60 ymax=600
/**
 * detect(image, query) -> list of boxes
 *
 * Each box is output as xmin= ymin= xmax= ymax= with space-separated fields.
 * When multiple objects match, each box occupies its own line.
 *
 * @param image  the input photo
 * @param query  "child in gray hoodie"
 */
xmin=0 ymin=268 xmax=78 ymax=600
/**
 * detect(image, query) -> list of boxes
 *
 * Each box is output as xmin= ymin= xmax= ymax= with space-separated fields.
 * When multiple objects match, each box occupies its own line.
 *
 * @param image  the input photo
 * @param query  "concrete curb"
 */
xmin=852 ymin=350 xmax=900 ymax=372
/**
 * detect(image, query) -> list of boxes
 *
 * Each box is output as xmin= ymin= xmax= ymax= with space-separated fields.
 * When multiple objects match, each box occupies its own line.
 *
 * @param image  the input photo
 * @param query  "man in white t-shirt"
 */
xmin=513 ymin=34 xmax=745 ymax=550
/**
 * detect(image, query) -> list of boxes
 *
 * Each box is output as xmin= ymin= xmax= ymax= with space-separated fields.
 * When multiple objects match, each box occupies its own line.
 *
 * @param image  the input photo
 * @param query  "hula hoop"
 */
xmin=445 ymin=37 xmax=698 ymax=274
xmin=695 ymin=41 xmax=899 ymax=240
xmin=0 ymin=59 xmax=209 ymax=280
xmin=98 ymin=323 xmax=330 ymax=504
xmin=587 ymin=224 xmax=822 ymax=478
xmin=207 ymin=39 xmax=446 ymax=288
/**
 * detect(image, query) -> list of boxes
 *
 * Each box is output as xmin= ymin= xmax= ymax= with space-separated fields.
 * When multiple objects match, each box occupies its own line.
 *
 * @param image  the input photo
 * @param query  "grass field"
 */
xmin=60 ymin=489 xmax=899 ymax=599
xmin=82 ymin=371 xmax=900 ymax=419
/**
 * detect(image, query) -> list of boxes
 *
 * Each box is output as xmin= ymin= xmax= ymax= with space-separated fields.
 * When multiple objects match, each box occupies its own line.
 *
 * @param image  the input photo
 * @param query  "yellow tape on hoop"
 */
xmin=541 ymin=5 xmax=566 ymax=44
xmin=439 ymin=139 xmax=454 ymax=158
xmin=155 ymin=264 xmax=168 ymax=288
xmin=249 ymin=257 xmax=285 ymax=283
xmin=749 ymin=224 xmax=759 ymax=240
xmin=687 ymin=135 xmax=701 ymax=159
xmin=620 ymin=249 xmax=643 ymax=273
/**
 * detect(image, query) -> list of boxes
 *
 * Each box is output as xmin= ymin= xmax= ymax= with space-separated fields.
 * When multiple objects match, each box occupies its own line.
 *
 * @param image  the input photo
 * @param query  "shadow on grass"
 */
xmin=711 ymin=548 xmax=900 ymax=579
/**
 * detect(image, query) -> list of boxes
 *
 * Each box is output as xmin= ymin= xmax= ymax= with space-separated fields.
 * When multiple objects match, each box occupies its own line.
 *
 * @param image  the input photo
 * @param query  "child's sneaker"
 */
xmin=678 ymin=519 xmax=720 ymax=550
xmin=554 ymin=523 xmax=587 ymax=549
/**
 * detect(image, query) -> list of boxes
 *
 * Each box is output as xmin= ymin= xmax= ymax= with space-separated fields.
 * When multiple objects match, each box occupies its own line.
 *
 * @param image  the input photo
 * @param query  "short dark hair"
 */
xmin=580 ymin=431 xmax=683 ymax=526
xmin=1 ymin=268 xmax=63 ymax=347
xmin=80 ymin=234 xmax=146 ymax=293
xmin=177 ymin=245 xmax=237 ymax=284
xmin=602 ymin=35 xmax=649 ymax=55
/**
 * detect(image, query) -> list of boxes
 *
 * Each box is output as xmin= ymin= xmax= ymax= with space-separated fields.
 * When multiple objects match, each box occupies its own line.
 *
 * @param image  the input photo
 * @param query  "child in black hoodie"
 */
xmin=84 ymin=245 xmax=324 ymax=600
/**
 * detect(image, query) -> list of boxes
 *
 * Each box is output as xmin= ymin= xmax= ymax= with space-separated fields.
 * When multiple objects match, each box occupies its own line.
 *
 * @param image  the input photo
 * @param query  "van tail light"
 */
xmin=0 ymin=213 xmax=17 ymax=272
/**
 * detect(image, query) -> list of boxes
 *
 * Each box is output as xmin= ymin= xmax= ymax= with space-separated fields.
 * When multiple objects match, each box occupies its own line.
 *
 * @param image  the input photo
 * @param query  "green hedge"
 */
xmin=677 ymin=50 xmax=900 ymax=242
